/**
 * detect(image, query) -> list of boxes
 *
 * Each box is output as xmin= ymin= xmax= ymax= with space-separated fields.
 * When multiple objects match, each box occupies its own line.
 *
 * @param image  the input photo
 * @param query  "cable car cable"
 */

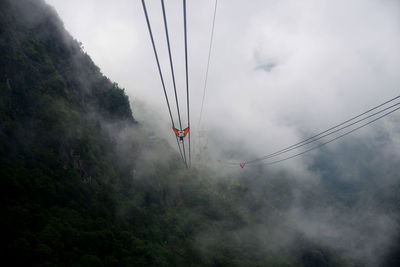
xmin=141 ymin=0 xmax=186 ymax=165
xmin=198 ymin=0 xmax=218 ymax=128
xmin=245 ymin=101 xmax=400 ymax=164
xmin=160 ymin=0 xmax=188 ymax=166
xmin=258 ymin=105 xmax=400 ymax=166
xmin=244 ymin=95 xmax=400 ymax=165
xmin=183 ymin=0 xmax=191 ymax=167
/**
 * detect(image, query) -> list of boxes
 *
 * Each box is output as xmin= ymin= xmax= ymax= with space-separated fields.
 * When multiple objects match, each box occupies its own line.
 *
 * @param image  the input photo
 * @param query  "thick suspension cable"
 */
xmin=183 ymin=0 xmax=191 ymax=167
xmin=245 ymin=95 xmax=400 ymax=164
xmin=141 ymin=0 xmax=186 ymax=165
xmin=141 ymin=0 xmax=174 ymax=127
xmin=198 ymin=0 xmax=218 ymax=127
xmin=259 ymin=106 xmax=400 ymax=166
xmin=160 ymin=0 xmax=188 ymax=167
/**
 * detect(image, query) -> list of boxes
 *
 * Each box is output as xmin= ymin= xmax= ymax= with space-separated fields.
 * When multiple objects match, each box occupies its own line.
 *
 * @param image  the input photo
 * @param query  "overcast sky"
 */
xmin=45 ymin=0 xmax=400 ymax=167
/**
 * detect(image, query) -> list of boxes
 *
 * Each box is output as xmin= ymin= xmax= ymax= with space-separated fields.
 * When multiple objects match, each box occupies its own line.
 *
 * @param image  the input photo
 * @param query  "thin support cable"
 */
xmin=246 ymin=101 xmax=400 ymax=164
xmin=245 ymin=95 xmax=400 ymax=164
xmin=260 ymin=106 xmax=400 ymax=166
xmin=183 ymin=0 xmax=191 ymax=167
xmin=141 ymin=0 xmax=185 ymax=165
xmin=160 ymin=0 xmax=187 ymax=167
xmin=198 ymin=0 xmax=218 ymax=128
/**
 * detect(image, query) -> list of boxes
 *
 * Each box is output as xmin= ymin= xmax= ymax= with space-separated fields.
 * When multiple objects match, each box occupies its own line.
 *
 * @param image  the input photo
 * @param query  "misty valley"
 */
xmin=1 ymin=0 xmax=400 ymax=266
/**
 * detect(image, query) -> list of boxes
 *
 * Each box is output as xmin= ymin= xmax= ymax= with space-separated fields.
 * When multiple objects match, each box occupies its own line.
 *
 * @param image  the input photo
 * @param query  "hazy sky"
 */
xmin=45 ymin=0 xmax=400 ymax=167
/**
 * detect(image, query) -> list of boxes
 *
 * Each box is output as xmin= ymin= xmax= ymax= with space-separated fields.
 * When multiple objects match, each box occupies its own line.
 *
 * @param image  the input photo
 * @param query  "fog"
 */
xmin=45 ymin=0 xmax=400 ymax=169
xmin=44 ymin=0 xmax=400 ymax=265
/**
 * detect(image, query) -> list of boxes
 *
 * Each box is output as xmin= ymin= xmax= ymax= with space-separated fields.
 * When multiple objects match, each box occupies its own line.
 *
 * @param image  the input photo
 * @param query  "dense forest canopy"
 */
xmin=1 ymin=0 xmax=400 ymax=266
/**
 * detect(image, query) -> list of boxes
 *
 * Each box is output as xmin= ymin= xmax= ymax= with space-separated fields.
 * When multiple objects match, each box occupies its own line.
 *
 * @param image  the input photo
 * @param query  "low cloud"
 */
xmin=44 ymin=0 xmax=400 ymax=264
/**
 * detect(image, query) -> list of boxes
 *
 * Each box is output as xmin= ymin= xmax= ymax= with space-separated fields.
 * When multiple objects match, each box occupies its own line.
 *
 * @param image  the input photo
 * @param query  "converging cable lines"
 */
xmin=198 ymin=0 xmax=218 ymax=128
xmin=141 ymin=0 xmax=186 ymax=166
xmin=244 ymin=95 xmax=400 ymax=164
xmin=258 ymin=105 xmax=400 ymax=166
xmin=160 ymin=0 xmax=188 ymax=167
xmin=160 ymin=0 xmax=184 ymax=133
xmin=222 ymin=95 xmax=400 ymax=167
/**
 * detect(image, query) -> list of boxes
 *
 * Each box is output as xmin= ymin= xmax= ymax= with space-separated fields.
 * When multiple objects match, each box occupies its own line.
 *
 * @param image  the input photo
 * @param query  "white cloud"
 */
xmin=46 ymin=0 xmax=400 ymax=168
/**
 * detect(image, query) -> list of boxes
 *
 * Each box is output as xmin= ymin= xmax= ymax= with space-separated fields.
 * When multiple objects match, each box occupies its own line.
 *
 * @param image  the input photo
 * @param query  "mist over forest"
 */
xmin=1 ymin=0 xmax=400 ymax=266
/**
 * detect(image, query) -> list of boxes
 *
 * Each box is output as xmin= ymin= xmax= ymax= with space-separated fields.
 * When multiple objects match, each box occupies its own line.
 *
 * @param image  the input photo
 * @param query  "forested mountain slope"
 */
xmin=1 ymin=0 xmax=400 ymax=266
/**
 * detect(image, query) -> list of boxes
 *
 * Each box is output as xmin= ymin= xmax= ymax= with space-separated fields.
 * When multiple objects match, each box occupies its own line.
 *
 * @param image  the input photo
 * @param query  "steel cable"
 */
xmin=183 ymin=0 xmax=191 ymax=167
xmin=198 ymin=0 xmax=218 ymax=128
xmin=245 ymin=95 xmax=400 ymax=164
xmin=160 ymin=0 xmax=188 ymax=167
xmin=259 ymin=105 xmax=400 ymax=166
xmin=141 ymin=0 xmax=186 ymax=165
